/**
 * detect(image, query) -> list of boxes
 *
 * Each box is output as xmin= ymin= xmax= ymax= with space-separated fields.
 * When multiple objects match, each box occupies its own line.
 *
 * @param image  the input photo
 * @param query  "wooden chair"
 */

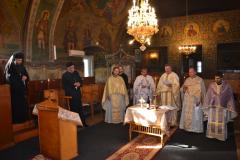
xmin=81 ymin=86 xmax=94 ymax=119
xmin=81 ymin=84 xmax=105 ymax=118
xmin=60 ymin=96 xmax=72 ymax=110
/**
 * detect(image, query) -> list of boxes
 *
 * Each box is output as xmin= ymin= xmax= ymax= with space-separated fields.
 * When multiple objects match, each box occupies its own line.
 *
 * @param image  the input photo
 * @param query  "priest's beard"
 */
xmin=216 ymin=81 xmax=222 ymax=85
xmin=15 ymin=64 xmax=23 ymax=75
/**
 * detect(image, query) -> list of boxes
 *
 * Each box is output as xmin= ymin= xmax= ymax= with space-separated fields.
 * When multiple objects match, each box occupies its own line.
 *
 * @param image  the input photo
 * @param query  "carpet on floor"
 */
xmin=106 ymin=127 xmax=177 ymax=160
xmin=30 ymin=154 xmax=51 ymax=160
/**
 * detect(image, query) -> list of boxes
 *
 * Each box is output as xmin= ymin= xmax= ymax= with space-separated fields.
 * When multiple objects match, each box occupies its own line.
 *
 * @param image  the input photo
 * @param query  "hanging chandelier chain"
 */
xmin=186 ymin=0 xmax=189 ymax=24
xmin=178 ymin=0 xmax=197 ymax=55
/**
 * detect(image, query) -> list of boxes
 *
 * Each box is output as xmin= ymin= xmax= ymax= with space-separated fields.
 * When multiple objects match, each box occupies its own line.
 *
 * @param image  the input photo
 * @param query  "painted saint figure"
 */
xmin=63 ymin=19 xmax=78 ymax=52
xmin=36 ymin=10 xmax=49 ymax=51
xmin=187 ymin=25 xmax=197 ymax=37
xmin=160 ymin=27 xmax=170 ymax=38
xmin=83 ymin=24 xmax=92 ymax=47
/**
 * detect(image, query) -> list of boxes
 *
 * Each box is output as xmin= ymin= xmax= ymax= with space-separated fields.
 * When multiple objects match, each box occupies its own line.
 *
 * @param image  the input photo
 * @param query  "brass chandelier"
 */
xmin=178 ymin=45 xmax=197 ymax=56
xmin=127 ymin=0 xmax=159 ymax=51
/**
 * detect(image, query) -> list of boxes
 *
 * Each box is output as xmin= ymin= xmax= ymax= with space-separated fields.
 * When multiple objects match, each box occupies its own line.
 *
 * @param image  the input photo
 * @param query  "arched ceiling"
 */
xmin=0 ymin=0 xmax=239 ymax=60
xmin=152 ymin=0 xmax=240 ymax=18
xmin=0 ymin=0 xmax=28 ymax=58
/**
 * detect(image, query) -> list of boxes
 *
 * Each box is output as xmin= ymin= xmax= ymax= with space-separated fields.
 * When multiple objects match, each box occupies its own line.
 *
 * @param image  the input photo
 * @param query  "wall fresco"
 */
xmin=32 ymin=0 xmax=57 ymax=61
xmin=0 ymin=0 xmax=28 ymax=59
xmin=153 ymin=10 xmax=240 ymax=77
xmin=54 ymin=0 xmax=130 ymax=60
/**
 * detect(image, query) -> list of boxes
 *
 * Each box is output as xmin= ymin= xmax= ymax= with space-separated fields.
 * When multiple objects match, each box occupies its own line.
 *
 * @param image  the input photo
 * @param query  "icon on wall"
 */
xmin=213 ymin=19 xmax=230 ymax=35
xmin=134 ymin=49 xmax=141 ymax=62
xmin=184 ymin=22 xmax=200 ymax=37
xmin=160 ymin=26 xmax=173 ymax=38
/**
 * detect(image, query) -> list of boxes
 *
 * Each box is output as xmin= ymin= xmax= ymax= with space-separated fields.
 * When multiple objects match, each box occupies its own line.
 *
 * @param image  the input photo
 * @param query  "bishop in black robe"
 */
xmin=6 ymin=52 xmax=29 ymax=124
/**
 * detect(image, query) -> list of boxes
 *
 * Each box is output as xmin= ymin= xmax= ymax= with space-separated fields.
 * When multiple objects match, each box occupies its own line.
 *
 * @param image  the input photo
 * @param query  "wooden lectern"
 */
xmin=0 ymin=85 xmax=14 ymax=150
xmin=37 ymin=99 xmax=78 ymax=160
xmin=44 ymin=89 xmax=72 ymax=110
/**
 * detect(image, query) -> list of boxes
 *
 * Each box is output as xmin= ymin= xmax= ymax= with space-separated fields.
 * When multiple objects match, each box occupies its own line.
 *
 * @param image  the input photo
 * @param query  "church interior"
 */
xmin=0 ymin=0 xmax=240 ymax=159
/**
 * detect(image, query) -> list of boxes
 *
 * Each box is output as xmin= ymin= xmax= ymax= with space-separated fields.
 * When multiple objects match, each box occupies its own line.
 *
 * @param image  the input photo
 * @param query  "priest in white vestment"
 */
xmin=180 ymin=68 xmax=206 ymax=133
xmin=133 ymin=68 xmax=155 ymax=104
xmin=156 ymin=64 xmax=180 ymax=109
xmin=203 ymin=72 xmax=237 ymax=141
xmin=102 ymin=66 xmax=129 ymax=123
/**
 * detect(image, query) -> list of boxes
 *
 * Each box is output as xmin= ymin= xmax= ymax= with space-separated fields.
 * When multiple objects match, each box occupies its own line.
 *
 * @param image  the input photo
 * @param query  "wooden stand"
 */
xmin=0 ymin=85 xmax=14 ymax=150
xmin=37 ymin=100 xmax=78 ymax=160
xmin=129 ymin=122 xmax=164 ymax=147
xmin=43 ymin=89 xmax=72 ymax=110
xmin=129 ymin=122 xmax=177 ymax=148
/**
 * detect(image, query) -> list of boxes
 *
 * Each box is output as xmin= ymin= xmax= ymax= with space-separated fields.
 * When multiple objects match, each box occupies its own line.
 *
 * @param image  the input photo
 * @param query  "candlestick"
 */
xmin=139 ymin=97 xmax=145 ymax=108
xmin=47 ymin=78 xmax=50 ymax=89
xmin=53 ymin=45 xmax=57 ymax=60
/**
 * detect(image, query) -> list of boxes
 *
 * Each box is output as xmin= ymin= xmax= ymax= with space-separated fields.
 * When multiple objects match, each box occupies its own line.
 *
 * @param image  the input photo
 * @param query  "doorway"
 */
xmin=137 ymin=47 xmax=168 ymax=75
xmin=181 ymin=45 xmax=202 ymax=77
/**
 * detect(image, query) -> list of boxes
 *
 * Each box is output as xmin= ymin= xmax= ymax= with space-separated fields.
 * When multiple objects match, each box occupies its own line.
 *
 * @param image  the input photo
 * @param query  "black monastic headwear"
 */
xmin=13 ymin=51 xmax=24 ymax=59
xmin=4 ymin=51 xmax=24 ymax=81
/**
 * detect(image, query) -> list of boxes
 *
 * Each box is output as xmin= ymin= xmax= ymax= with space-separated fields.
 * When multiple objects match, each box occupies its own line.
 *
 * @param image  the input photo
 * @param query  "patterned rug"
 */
xmin=30 ymin=154 xmax=51 ymax=160
xmin=106 ymin=127 xmax=177 ymax=160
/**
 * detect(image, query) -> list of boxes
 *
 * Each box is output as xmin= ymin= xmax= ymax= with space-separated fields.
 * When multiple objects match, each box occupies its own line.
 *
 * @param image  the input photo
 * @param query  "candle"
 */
xmin=139 ymin=97 xmax=145 ymax=108
xmin=47 ymin=78 xmax=50 ymax=89
xmin=53 ymin=45 xmax=57 ymax=60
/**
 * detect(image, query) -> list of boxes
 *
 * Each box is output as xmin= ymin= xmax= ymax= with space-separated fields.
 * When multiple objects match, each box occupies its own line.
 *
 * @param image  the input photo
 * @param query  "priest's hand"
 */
xmin=196 ymin=101 xmax=201 ymax=106
xmin=155 ymin=95 xmax=160 ymax=99
xmin=74 ymin=82 xmax=81 ymax=87
xmin=183 ymin=86 xmax=188 ymax=92
xmin=141 ymin=85 xmax=146 ymax=88
xmin=22 ymin=75 xmax=28 ymax=81
xmin=153 ymin=92 xmax=157 ymax=97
